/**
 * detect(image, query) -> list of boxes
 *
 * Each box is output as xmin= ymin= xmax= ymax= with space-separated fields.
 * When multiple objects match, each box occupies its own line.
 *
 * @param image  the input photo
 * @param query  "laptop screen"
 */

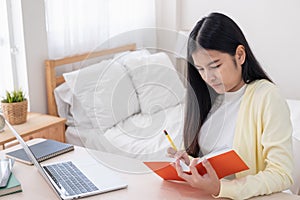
xmin=3 ymin=116 xmax=61 ymax=198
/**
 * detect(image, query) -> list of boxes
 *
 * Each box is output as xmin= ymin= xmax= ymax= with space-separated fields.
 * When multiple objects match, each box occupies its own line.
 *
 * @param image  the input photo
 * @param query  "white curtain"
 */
xmin=0 ymin=0 xmax=17 ymax=97
xmin=45 ymin=0 xmax=156 ymax=59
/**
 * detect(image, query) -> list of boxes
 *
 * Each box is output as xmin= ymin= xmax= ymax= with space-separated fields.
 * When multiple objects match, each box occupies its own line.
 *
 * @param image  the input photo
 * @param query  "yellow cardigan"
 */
xmin=217 ymin=79 xmax=293 ymax=199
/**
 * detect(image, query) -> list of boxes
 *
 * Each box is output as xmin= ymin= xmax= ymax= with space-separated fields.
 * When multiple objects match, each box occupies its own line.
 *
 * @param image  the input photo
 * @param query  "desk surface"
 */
xmin=1 ymin=139 xmax=299 ymax=200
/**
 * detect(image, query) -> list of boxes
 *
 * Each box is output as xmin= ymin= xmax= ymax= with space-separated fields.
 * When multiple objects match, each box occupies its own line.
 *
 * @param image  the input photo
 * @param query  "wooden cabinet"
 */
xmin=0 ymin=112 xmax=66 ymax=149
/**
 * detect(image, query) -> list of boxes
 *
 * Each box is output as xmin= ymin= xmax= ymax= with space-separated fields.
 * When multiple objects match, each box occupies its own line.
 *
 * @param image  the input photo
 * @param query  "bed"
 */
xmin=45 ymin=43 xmax=300 ymax=193
xmin=287 ymin=99 xmax=300 ymax=195
xmin=45 ymin=44 xmax=186 ymax=161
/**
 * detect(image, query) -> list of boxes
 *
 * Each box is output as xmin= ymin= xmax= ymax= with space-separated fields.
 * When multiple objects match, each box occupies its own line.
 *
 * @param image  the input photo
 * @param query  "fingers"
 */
xmin=179 ymin=158 xmax=218 ymax=181
xmin=189 ymin=158 xmax=201 ymax=179
xmin=166 ymin=148 xmax=190 ymax=165
xmin=174 ymin=158 xmax=200 ymax=181
xmin=201 ymin=159 xmax=221 ymax=195
xmin=190 ymin=157 xmax=199 ymax=166
xmin=174 ymin=150 xmax=185 ymax=159
xmin=166 ymin=147 xmax=179 ymax=159
xmin=175 ymin=159 xmax=189 ymax=180
xmin=167 ymin=147 xmax=176 ymax=156
xmin=181 ymin=151 xmax=191 ymax=166
xmin=176 ymin=158 xmax=202 ymax=188
xmin=174 ymin=157 xmax=221 ymax=195
xmin=202 ymin=159 xmax=218 ymax=179
xmin=175 ymin=151 xmax=190 ymax=165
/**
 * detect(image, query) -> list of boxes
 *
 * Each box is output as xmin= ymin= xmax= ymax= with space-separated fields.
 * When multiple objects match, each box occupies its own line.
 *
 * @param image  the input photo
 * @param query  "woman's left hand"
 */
xmin=174 ymin=158 xmax=221 ymax=196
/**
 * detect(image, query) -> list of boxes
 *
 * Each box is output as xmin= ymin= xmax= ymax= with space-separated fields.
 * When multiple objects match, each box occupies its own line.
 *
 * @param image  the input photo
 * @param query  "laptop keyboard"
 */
xmin=44 ymin=161 xmax=99 ymax=196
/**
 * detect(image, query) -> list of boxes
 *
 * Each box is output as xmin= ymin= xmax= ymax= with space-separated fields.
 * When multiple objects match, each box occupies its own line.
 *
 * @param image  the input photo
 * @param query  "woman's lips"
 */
xmin=212 ymin=83 xmax=222 ymax=87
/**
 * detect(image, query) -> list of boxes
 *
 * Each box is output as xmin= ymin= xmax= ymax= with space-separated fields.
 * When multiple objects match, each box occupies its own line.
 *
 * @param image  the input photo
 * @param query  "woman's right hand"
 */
xmin=167 ymin=147 xmax=190 ymax=165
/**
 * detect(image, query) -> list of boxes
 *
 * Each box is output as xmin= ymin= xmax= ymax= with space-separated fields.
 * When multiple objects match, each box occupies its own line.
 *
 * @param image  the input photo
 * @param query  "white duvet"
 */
xmin=65 ymin=103 xmax=184 ymax=161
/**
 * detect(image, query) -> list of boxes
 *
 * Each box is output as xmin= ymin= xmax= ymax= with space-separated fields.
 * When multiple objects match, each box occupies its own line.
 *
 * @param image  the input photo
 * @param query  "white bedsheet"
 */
xmin=65 ymin=103 xmax=184 ymax=161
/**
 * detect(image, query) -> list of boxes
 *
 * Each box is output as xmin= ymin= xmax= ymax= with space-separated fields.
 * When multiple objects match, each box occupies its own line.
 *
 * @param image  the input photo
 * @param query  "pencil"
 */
xmin=163 ymin=130 xmax=177 ymax=151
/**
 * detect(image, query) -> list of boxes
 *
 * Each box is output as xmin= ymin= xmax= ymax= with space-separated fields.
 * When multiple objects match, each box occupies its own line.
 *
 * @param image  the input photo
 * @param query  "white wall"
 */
xmin=155 ymin=0 xmax=180 ymax=53
xmin=160 ymin=0 xmax=300 ymax=99
xmin=18 ymin=0 xmax=300 ymax=114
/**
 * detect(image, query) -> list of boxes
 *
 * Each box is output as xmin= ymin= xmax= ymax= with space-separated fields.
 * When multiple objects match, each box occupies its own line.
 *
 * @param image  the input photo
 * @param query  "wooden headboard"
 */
xmin=45 ymin=43 xmax=137 ymax=116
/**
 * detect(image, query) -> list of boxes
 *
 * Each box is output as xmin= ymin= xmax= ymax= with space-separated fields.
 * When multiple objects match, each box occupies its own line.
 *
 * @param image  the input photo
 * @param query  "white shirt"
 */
xmin=199 ymin=84 xmax=247 ymax=156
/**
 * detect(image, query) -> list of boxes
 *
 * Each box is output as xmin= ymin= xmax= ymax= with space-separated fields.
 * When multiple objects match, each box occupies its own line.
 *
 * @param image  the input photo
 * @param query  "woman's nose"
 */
xmin=204 ymin=70 xmax=217 ymax=82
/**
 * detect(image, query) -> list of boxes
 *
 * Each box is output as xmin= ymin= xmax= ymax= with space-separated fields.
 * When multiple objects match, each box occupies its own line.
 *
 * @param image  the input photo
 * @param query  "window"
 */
xmin=0 ymin=0 xmax=28 ymax=100
xmin=0 ymin=0 xmax=14 ymax=97
xmin=44 ymin=0 xmax=156 ymax=59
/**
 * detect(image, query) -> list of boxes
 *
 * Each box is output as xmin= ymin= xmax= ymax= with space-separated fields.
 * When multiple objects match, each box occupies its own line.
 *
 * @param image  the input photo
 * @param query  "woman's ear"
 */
xmin=235 ymin=45 xmax=246 ymax=65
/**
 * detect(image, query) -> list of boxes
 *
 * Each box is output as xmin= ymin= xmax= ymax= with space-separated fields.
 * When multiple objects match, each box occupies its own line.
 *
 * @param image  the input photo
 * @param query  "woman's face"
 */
xmin=191 ymin=46 xmax=245 ymax=94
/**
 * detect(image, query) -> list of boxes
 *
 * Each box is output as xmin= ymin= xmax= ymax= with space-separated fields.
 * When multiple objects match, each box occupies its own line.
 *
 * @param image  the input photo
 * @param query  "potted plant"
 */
xmin=1 ymin=89 xmax=28 ymax=125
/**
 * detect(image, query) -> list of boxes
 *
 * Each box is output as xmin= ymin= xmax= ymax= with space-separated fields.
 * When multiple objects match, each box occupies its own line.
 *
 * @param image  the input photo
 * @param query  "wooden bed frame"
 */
xmin=45 ymin=43 xmax=137 ymax=116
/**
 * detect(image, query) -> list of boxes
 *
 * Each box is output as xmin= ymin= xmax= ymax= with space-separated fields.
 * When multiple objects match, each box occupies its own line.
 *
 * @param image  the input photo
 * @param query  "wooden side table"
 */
xmin=0 ymin=112 xmax=66 ymax=149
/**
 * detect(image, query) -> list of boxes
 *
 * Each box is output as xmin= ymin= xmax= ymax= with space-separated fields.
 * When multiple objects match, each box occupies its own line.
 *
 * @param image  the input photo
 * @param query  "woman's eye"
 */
xmin=211 ymin=64 xmax=221 ymax=69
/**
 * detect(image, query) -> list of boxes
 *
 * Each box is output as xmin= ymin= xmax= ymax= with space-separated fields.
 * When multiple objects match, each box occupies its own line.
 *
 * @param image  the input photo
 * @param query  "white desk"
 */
xmin=1 ymin=139 xmax=299 ymax=200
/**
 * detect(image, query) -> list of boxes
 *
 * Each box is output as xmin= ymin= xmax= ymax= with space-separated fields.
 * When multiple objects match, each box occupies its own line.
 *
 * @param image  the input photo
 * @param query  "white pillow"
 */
xmin=54 ymin=83 xmax=74 ymax=126
xmin=113 ymin=49 xmax=151 ymax=65
xmin=123 ymin=52 xmax=185 ymax=114
xmin=287 ymin=99 xmax=300 ymax=140
xmin=290 ymin=136 xmax=300 ymax=195
xmin=54 ymin=82 xmax=93 ymax=128
xmin=63 ymin=59 xmax=140 ymax=132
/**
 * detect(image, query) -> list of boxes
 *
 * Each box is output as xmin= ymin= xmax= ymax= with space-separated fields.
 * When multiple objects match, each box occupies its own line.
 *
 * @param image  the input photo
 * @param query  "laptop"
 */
xmin=3 ymin=116 xmax=128 ymax=200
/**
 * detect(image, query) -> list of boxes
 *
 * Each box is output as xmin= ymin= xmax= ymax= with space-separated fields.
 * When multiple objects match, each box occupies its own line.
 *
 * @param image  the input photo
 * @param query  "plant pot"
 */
xmin=1 ymin=100 xmax=28 ymax=125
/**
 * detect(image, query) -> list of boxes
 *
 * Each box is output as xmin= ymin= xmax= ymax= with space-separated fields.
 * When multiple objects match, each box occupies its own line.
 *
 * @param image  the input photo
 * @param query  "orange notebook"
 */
xmin=144 ymin=149 xmax=249 ymax=181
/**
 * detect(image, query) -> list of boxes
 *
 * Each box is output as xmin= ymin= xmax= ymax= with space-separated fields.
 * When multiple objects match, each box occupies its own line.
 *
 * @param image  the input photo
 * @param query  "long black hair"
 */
xmin=184 ymin=12 xmax=272 ymax=157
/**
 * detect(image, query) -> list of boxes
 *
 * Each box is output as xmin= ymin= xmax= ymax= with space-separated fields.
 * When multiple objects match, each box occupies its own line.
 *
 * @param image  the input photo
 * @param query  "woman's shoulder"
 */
xmin=248 ymin=79 xmax=275 ymax=90
xmin=245 ymin=79 xmax=286 ymax=106
xmin=246 ymin=79 xmax=278 ymax=96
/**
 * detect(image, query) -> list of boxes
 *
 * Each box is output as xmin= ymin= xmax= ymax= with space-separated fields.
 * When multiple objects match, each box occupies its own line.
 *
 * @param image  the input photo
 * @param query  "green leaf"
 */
xmin=1 ymin=89 xmax=26 ymax=103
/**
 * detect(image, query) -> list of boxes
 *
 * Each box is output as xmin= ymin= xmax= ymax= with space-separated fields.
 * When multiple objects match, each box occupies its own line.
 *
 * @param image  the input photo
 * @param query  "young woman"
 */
xmin=167 ymin=12 xmax=293 ymax=199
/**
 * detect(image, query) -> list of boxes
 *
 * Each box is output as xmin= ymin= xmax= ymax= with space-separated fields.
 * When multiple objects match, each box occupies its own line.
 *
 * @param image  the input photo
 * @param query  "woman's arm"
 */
xmin=217 ymin=84 xmax=294 ymax=199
